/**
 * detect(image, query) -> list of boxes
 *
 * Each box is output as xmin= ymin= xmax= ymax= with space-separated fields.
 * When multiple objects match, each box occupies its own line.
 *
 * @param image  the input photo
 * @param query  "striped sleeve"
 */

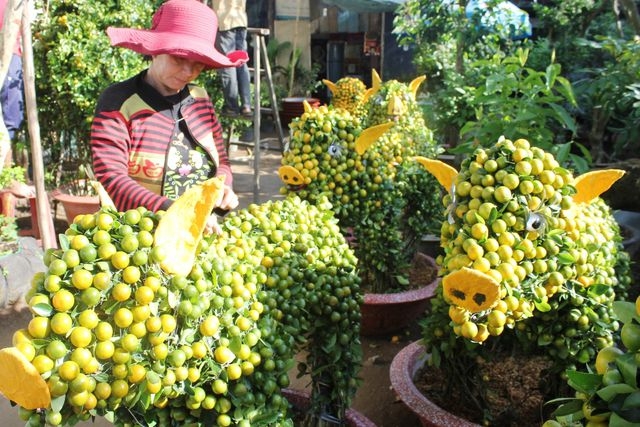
xmin=211 ymin=114 xmax=233 ymax=186
xmin=91 ymin=109 xmax=170 ymax=212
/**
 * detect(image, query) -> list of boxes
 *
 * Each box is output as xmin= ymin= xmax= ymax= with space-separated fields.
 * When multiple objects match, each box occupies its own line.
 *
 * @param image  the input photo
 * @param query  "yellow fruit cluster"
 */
xmin=364 ymin=79 xmax=438 ymax=161
xmin=16 ymin=195 xmax=362 ymax=426
xmin=328 ymin=77 xmax=367 ymax=118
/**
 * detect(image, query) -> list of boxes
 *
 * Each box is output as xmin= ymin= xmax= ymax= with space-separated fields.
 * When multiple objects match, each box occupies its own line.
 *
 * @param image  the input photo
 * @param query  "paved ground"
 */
xmin=0 ymin=130 xmax=422 ymax=427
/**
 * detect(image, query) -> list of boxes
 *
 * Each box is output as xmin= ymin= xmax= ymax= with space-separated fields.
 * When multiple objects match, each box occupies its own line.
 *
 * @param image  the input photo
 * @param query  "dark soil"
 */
xmin=408 ymin=252 xmax=439 ymax=288
xmin=414 ymin=352 xmax=559 ymax=426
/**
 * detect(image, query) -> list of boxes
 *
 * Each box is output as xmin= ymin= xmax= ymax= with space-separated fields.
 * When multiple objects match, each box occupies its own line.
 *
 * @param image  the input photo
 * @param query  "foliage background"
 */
xmin=393 ymin=0 xmax=640 ymax=169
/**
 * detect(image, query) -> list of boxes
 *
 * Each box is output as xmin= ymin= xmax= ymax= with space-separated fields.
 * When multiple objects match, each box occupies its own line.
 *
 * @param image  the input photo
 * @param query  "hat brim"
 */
xmin=107 ymin=27 xmax=248 ymax=70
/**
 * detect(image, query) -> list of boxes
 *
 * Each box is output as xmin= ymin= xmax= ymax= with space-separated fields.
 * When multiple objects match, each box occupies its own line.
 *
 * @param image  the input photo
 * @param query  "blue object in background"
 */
xmin=466 ymin=0 xmax=532 ymax=39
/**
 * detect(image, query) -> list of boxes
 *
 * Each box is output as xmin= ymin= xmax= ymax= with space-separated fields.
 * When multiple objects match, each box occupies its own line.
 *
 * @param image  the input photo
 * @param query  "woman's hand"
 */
xmin=204 ymin=185 xmax=239 ymax=236
xmin=217 ymin=184 xmax=239 ymax=212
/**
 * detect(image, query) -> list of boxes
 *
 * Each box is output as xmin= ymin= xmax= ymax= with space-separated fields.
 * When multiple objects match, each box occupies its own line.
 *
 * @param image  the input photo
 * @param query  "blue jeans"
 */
xmin=216 ymin=28 xmax=251 ymax=112
xmin=1 ymin=54 xmax=24 ymax=140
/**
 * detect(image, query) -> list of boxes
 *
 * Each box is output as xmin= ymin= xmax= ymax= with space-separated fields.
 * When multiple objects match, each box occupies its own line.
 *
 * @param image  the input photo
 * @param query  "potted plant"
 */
xmin=266 ymin=38 xmax=322 ymax=126
xmin=0 ymin=165 xmax=28 ymax=216
xmin=278 ymin=71 xmax=445 ymax=335
xmin=390 ymin=137 xmax=632 ymax=425
xmin=31 ymin=1 xmax=154 ymax=198
xmin=51 ymin=164 xmax=100 ymax=224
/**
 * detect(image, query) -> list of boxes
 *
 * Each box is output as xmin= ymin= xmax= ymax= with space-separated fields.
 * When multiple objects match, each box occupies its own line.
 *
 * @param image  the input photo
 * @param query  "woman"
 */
xmin=90 ymin=0 xmax=248 ymax=234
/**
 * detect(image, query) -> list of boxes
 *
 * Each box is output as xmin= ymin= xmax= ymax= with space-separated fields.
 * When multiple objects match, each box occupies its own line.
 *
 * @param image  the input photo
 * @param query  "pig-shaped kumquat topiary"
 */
xmin=417 ymin=136 xmax=631 ymax=363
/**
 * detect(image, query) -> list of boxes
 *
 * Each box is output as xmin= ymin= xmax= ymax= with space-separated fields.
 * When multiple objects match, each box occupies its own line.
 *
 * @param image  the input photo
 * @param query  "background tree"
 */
xmin=394 ymin=0 xmax=640 ymax=166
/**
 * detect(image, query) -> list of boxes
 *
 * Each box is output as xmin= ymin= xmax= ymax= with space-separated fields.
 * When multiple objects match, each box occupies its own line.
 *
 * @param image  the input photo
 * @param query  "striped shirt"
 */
xmin=90 ymin=70 xmax=232 ymax=212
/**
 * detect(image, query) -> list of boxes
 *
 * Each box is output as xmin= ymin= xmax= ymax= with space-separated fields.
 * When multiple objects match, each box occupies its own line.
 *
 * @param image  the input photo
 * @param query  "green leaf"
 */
xmin=616 ymin=353 xmax=638 ymax=387
xmin=610 ymin=411 xmax=640 ymax=427
xmin=51 ymin=394 xmax=65 ymax=413
xmin=587 ymin=284 xmax=609 ymax=297
xmin=534 ymin=300 xmax=552 ymax=312
xmin=58 ymin=234 xmax=70 ymax=250
xmin=613 ymin=301 xmax=638 ymax=325
xmin=557 ymin=251 xmax=576 ymax=265
xmin=556 ymin=76 xmax=577 ymax=105
xmin=396 ymin=275 xmax=410 ymax=285
xmin=597 ymin=384 xmax=636 ymax=402
xmin=31 ymin=302 xmax=53 ymax=317
xmin=622 ymin=391 xmax=640 ymax=410
xmin=549 ymin=103 xmax=577 ymax=133
xmin=566 ymin=370 xmax=603 ymax=394
xmin=545 ymin=64 xmax=560 ymax=90
xmin=550 ymin=398 xmax=583 ymax=417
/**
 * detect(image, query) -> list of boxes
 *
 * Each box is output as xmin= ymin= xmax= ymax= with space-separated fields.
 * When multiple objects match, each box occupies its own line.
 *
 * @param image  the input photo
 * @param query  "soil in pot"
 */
xmin=413 ymin=349 xmax=566 ymax=427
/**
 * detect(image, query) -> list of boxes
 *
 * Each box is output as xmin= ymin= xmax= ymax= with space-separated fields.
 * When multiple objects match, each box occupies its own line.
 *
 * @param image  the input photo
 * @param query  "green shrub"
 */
xmin=455 ymin=47 xmax=590 ymax=173
xmin=0 ymin=165 xmax=26 ymax=189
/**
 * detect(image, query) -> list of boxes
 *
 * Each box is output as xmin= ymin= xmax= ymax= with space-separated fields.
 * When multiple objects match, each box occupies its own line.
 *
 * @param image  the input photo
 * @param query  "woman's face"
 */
xmin=146 ymin=54 xmax=206 ymax=96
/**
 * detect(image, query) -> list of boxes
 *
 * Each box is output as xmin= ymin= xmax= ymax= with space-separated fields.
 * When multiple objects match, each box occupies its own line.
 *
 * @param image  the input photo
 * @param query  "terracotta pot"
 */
xmin=360 ymin=253 xmax=439 ymax=336
xmin=280 ymin=97 xmax=321 ymax=126
xmin=281 ymin=388 xmax=376 ymax=427
xmin=52 ymin=185 xmax=100 ymax=224
xmin=389 ymin=341 xmax=479 ymax=427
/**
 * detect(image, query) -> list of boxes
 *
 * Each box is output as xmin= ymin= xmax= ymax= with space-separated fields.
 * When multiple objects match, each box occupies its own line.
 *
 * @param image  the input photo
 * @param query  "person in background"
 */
xmin=0 ymin=0 xmax=33 ymax=200
xmin=0 ymin=0 xmax=24 ymax=143
xmin=91 ymin=0 xmax=248 ymax=234
xmin=212 ymin=0 xmax=252 ymax=118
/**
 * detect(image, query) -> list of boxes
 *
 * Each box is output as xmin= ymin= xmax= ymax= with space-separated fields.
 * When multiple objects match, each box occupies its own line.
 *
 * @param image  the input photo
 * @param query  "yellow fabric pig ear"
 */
xmin=409 ymin=75 xmax=427 ymax=99
xmin=89 ymin=180 xmax=116 ymax=210
xmin=442 ymin=267 xmax=500 ymax=313
xmin=154 ymin=177 xmax=224 ymax=276
xmin=303 ymin=100 xmax=315 ymax=114
xmin=363 ymin=69 xmax=382 ymax=103
xmin=323 ymin=79 xmax=338 ymax=95
xmin=573 ymin=169 xmax=625 ymax=204
xmin=355 ymin=122 xmax=394 ymax=155
xmin=413 ymin=157 xmax=458 ymax=194
xmin=371 ymin=68 xmax=382 ymax=90
xmin=0 ymin=347 xmax=51 ymax=409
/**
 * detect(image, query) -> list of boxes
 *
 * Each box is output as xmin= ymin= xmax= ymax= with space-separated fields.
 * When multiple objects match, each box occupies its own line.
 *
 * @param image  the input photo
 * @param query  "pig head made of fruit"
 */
xmin=278 ymin=101 xmax=394 ymax=222
xmin=415 ymin=136 xmax=625 ymax=342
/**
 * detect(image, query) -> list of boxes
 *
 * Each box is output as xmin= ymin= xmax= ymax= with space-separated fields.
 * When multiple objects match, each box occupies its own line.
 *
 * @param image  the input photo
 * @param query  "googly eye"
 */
xmin=526 ymin=212 xmax=546 ymax=232
xmin=328 ymin=143 xmax=342 ymax=157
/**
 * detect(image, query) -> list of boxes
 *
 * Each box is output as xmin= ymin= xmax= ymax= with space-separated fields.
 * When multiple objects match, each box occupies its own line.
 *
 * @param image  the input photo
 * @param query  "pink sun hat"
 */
xmin=106 ymin=0 xmax=248 ymax=69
